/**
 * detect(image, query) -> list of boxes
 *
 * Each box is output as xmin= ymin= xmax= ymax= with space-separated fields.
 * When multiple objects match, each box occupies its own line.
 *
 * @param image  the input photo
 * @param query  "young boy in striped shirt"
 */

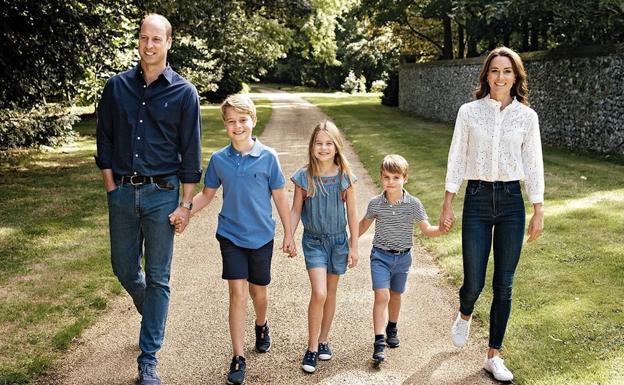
xmin=359 ymin=154 xmax=449 ymax=364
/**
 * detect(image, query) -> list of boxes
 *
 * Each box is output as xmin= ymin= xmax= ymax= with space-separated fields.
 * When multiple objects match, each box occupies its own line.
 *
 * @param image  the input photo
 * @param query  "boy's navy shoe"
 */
xmin=137 ymin=363 xmax=161 ymax=385
xmin=372 ymin=340 xmax=386 ymax=363
xmin=301 ymin=350 xmax=318 ymax=373
xmin=227 ymin=356 xmax=246 ymax=385
xmin=386 ymin=327 xmax=400 ymax=348
xmin=255 ymin=322 xmax=271 ymax=353
xmin=318 ymin=342 xmax=332 ymax=360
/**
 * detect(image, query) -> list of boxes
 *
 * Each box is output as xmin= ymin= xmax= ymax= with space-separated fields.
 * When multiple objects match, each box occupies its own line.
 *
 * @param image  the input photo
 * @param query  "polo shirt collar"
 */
xmin=382 ymin=189 xmax=409 ymax=204
xmin=227 ymin=137 xmax=264 ymax=157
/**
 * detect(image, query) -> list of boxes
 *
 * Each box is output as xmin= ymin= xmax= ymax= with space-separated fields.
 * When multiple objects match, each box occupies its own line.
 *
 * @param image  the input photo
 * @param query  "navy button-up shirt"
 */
xmin=95 ymin=65 xmax=202 ymax=183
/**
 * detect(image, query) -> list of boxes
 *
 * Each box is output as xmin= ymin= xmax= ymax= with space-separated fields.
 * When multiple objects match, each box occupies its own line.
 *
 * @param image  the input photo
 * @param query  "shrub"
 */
xmin=342 ymin=71 xmax=367 ymax=94
xmin=0 ymin=104 xmax=78 ymax=151
xmin=370 ymin=79 xmax=387 ymax=93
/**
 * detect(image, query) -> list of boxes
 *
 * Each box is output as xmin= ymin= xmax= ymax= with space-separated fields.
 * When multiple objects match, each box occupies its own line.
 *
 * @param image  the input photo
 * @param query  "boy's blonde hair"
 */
xmin=220 ymin=94 xmax=257 ymax=122
xmin=380 ymin=154 xmax=409 ymax=178
xmin=306 ymin=120 xmax=354 ymax=197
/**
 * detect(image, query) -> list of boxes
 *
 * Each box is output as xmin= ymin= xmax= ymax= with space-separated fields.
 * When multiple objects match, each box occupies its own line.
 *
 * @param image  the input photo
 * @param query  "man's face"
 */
xmin=138 ymin=17 xmax=171 ymax=68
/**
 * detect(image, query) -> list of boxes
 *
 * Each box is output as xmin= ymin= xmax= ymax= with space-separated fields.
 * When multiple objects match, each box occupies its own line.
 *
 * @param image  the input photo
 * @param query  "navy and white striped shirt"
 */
xmin=365 ymin=190 xmax=428 ymax=251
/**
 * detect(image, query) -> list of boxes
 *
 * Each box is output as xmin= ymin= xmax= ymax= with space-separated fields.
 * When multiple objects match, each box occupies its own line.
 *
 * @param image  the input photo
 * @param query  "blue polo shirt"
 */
xmin=204 ymin=138 xmax=285 ymax=249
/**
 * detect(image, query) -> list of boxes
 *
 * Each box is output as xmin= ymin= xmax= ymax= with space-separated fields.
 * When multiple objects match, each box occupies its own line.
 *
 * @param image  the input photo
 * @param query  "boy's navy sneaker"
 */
xmin=255 ymin=322 xmax=271 ymax=353
xmin=372 ymin=340 xmax=386 ymax=363
xmin=318 ymin=342 xmax=332 ymax=360
xmin=137 ymin=363 xmax=161 ymax=385
xmin=386 ymin=327 xmax=400 ymax=348
xmin=301 ymin=350 xmax=318 ymax=373
xmin=227 ymin=356 xmax=246 ymax=385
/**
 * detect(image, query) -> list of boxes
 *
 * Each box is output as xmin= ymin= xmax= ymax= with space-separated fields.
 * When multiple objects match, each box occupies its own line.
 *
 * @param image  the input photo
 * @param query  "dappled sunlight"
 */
xmin=547 ymin=189 xmax=624 ymax=216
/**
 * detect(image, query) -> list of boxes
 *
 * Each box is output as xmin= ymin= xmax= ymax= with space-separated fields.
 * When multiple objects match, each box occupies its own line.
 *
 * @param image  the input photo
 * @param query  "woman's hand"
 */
xmin=527 ymin=203 xmax=544 ymax=242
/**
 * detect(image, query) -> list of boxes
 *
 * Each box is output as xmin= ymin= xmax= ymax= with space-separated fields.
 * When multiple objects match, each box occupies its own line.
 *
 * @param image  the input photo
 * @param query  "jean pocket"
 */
xmin=106 ymin=185 xmax=120 ymax=195
xmin=465 ymin=185 xmax=481 ymax=196
xmin=504 ymin=183 xmax=522 ymax=196
xmin=154 ymin=182 xmax=177 ymax=192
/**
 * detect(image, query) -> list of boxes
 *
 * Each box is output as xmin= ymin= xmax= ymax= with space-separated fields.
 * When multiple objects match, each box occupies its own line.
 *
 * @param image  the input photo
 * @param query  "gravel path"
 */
xmin=46 ymin=90 xmax=496 ymax=385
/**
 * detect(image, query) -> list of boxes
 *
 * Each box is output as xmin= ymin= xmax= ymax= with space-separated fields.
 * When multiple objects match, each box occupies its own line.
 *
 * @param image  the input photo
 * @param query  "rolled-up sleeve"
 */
xmin=177 ymin=86 xmax=202 ymax=183
xmin=522 ymin=111 xmax=544 ymax=204
xmin=95 ymin=80 xmax=114 ymax=170
xmin=445 ymin=105 xmax=468 ymax=193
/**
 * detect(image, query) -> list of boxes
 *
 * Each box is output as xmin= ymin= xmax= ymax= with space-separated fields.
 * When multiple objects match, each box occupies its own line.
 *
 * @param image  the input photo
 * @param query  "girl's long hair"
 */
xmin=475 ymin=46 xmax=529 ymax=106
xmin=306 ymin=120 xmax=354 ymax=197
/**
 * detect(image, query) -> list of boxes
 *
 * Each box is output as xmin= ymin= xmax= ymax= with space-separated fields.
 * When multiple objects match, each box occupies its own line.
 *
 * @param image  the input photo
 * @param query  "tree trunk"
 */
xmin=442 ymin=15 xmax=453 ymax=59
xmin=522 ymin=19 xmax=529 ymax=51
xmin=530 ymin=21 xmax=539 ymax=51
xmin=458 ymin=22 xmax=465 ymax=58
xmin=467 ymin=17 xmax=479 ymax=57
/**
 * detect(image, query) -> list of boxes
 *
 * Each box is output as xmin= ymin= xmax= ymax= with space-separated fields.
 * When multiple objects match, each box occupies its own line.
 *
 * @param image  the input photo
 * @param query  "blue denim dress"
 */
xmin=291 ymin=167 xmax=356 ymax=274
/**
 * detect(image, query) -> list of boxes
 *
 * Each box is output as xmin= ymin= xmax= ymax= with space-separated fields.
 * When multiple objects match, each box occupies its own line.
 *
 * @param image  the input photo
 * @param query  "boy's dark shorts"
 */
xmin=216 ymin=233 xmax=273 ymax=286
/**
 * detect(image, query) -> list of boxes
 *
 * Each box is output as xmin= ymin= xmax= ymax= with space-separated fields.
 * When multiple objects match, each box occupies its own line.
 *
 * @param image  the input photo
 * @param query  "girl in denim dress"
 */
xmin=290 ymin=120 xmax=359 ymax=374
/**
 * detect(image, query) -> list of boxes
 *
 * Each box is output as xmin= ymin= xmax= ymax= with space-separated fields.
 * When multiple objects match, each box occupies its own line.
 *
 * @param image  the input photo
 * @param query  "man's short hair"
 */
xmin=380 ymin=154 xmax=409 ymax=177
xmin=141 ymin=13 xmax=172 ymax=39
xmin=220 ymin=94 xmax=257 ymax=121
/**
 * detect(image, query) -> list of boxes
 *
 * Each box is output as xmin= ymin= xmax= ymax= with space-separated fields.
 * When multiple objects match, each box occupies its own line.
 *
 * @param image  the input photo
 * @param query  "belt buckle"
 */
xmin=129 ymin=175 xmax=143 ymax=186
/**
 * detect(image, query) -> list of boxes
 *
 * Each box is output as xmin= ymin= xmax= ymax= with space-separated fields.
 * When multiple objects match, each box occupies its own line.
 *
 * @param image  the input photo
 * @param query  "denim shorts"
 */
xmin=302 ymin=231 xmax=349 ymax=275
xmin=216 ymin=233 xmax=273 ymax=286
xmin=370 ymin=247 xmax=412 ymax=293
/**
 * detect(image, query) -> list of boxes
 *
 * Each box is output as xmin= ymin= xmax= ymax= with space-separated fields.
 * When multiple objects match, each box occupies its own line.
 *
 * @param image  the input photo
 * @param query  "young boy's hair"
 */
xmin=220 ymin=94 xmax=257 ymax=122
xmin=380 ymin=154 xmax=409 ymax=178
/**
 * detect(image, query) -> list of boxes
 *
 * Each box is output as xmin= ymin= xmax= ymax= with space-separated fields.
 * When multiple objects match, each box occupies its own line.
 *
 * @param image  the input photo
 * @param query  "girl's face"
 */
xmin=312 ymin=130 xmax=336 ymax=163
xmin=487 ymin=55 xmax=516 ymax=97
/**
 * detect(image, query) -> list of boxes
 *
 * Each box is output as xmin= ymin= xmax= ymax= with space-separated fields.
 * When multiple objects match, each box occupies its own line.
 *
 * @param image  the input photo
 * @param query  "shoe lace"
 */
xmin=140 ymin=364 xmax=157 ymax=377
xmin=319 ymin=342 xmax=328 ymax=351
xmin=455 ymin=319 xmax=469 ymax=335
xmin=491 ymin=357 xmax=507 ymax=372
xmin=305 ymin=351 xmax=318 ymax=360
xmin=230 ymin=356 xmax=245 ymax=371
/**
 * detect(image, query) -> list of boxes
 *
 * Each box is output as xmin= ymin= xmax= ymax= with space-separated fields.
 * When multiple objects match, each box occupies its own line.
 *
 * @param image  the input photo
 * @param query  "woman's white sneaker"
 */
xmin=451 ymin=312 xmax=471 ymax=347
xmin=484 ymin=356 xmax=514 ymax=382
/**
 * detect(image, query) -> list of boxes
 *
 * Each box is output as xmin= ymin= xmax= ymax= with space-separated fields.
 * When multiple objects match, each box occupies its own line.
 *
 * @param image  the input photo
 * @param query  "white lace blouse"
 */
xmin=445 ymin=95 xmax=544 ymax=204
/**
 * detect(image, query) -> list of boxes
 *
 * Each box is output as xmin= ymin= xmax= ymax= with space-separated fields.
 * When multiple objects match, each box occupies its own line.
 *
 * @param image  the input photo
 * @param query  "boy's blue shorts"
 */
xmin=302 ymin=230 xmax=349 ymax=275
xmin=370 ymin=246 xmax=412 ymax=293
xmin=217 ymin=233 xmax=273 ymax=286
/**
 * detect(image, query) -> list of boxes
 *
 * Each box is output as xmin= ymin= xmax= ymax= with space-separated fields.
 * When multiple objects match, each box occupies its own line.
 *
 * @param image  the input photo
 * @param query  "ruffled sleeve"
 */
xmin=291 ymin=167 xmax=308 ymax=191
xmin=340 ymin=172 xmax=357 ymax=192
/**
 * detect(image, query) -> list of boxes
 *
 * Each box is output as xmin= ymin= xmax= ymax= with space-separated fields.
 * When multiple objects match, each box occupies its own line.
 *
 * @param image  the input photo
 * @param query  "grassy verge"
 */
xmin=304 ymin=93 xmax=624 ymax=385
xmin=0 ymin=97 xmax=271 ymax=384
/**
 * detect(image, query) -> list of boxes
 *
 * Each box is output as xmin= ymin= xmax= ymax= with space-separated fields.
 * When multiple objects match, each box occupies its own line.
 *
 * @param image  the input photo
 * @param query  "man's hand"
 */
xmin=282 ymin=234 xmax=297 ymax=257
xmin=168 ymin=207 xmax=190 ymax=235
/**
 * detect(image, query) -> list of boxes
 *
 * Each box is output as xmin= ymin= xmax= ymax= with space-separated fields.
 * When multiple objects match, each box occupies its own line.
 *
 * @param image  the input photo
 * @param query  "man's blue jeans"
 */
xmin=460 ymin=180 xmax=525 ymax=349
xmin=107 ymin=176 xmax=179 ymax=365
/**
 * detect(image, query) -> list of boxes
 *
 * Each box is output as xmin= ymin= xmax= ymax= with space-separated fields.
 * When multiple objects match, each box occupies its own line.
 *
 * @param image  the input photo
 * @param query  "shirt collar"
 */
xmin=484 ymin=94 xmax=519 ymax=111
xmin=227 ymin=137 xmax=264 ymax=158
xmin=133 ymin=64 xmax=174 ymax=84
xmin=382 ymin=189 xmax=408 ymax=204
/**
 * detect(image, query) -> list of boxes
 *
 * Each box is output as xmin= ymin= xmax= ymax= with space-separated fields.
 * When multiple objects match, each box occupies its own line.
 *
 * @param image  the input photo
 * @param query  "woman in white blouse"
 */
xmin=439 ymin=47 xmax=544 ymax=382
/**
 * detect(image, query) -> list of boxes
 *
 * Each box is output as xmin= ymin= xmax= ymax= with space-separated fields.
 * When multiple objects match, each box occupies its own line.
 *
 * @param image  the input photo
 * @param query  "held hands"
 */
xmin=282 ymin=234 xmax=297 ymax=257
xmin=348 ymin=247 xmax=359 ymax=268
xmin=168 ymin=207 xmax=191 ymax=235
xmin=439 ymin=206 xmax=455 ymax=233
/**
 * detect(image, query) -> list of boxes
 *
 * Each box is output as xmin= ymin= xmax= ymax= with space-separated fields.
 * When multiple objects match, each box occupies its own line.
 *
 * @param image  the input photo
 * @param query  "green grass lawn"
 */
xmin=304 ymin=93 xmax=624 ymax=385
xmin=0 ymin=98 xmax=271 ymax=384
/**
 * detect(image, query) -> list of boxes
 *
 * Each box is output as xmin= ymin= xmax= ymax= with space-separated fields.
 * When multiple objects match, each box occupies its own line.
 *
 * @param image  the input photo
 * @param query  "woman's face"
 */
xmin=487 ymin=55 xmax=516 ymax=97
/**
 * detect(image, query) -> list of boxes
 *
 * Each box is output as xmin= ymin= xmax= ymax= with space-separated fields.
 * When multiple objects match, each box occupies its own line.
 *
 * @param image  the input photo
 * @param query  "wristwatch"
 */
xmin=179 ymin=201 xmax=193 ymax=210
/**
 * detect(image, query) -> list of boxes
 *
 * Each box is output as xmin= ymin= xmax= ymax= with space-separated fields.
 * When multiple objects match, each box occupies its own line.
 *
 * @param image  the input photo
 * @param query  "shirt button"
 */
xmin=139 ymin=120 xmax=143 ymax=123
xmin=135 ymin=154 xmax=139 ymax=157
xmin=142 ymin=102 xmax=145 ymax=105
xmin=143 ymin=85 xmax=146 ymax=88
xmin=137 ymin=137 xmax=141 ymax=140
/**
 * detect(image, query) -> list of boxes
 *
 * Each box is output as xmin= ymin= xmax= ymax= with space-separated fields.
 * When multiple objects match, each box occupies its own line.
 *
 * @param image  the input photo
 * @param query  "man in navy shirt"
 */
xmin=95 ymin=13 xmax=201 ymax=385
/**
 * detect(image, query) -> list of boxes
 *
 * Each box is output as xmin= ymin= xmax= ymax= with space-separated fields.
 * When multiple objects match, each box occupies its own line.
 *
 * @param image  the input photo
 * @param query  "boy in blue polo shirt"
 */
xmin=172 ymin=94 xmax=296 ymax=385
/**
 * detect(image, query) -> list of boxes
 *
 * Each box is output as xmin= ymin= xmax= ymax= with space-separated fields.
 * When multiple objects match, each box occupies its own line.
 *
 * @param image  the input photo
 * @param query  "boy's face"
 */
xmin=381 ymin=170 xmax=407 ymax=195
xmin=224 ymin=108 xmax=255 ymax=145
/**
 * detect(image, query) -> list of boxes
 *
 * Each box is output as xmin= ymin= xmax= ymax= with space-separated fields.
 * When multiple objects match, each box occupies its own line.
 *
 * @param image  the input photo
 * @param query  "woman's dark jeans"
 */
xmin=460 ymin=180 xmax=525 ymax=349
